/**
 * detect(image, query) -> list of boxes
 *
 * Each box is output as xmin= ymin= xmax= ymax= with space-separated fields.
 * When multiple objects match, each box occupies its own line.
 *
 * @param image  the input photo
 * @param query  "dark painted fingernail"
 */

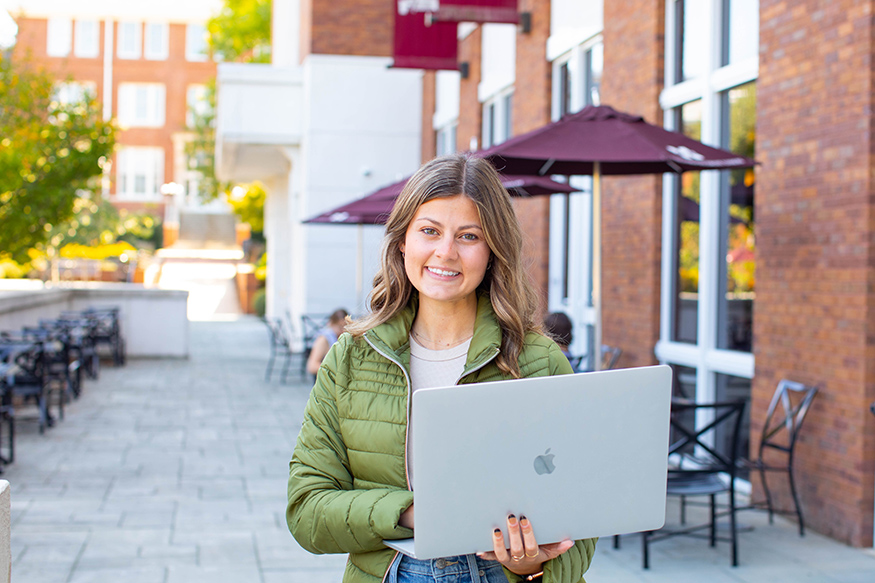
xmin=519 ymin=515 xmax=527 ymax=521
xmin=494 ymin=528 xmax=501 ymax=534
xmin=508 ymin=514 xmax=516 ymax=520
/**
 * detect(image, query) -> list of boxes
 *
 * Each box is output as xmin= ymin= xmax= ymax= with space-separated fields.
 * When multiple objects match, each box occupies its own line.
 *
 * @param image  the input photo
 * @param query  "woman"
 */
xmin=287 ymin=153 xmax=597 ymax=583
xmin=305 ymin=308 xmax=350 ymax=375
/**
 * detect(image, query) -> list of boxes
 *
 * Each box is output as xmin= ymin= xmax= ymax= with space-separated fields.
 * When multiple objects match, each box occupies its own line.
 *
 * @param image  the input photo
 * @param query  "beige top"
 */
xmin=406 ymin=334 xmax=472 ymax=488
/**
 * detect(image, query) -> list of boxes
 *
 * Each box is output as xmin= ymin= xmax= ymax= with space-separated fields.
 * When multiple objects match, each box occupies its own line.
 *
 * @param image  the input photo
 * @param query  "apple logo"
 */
xmin=533 ymin=448 xmax=556 ymax=475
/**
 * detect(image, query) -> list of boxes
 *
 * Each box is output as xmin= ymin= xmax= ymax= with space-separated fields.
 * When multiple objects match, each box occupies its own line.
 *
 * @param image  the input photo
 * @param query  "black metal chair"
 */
xmin=264 ymin=318 xmax=294 ymax=383
xmin=300 ymin=313 xmax=330 ymax=377
xmin=642 ymin=399 xmax=747 ymax=568
xmin=741 ymin=379 xmax=818 ymax=536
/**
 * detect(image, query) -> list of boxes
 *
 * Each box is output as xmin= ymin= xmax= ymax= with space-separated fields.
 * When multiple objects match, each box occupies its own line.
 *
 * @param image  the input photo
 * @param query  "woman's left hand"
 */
xmin=476 ymin=514 xmax=574 ymax=576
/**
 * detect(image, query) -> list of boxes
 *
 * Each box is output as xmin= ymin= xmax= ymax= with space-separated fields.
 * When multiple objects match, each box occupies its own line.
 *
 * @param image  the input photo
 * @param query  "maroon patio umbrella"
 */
xmin=479 ymin=104 xmax=756 ymax=369
xmin=304 ymin=173 xmax=577 ymax=225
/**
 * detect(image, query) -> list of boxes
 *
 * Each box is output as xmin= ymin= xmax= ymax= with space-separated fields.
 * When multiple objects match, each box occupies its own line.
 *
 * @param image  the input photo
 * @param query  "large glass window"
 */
xmin=74 ymin=20 xmax=99 ymax=58
xmin=672 ymin=100 xmax=702 ymax=344
xmin=718 ymin=82 xmax=756 ymax=352
xmin=46 ymin=18 xmax=72 ymax=57
xmin=435 ymin=123 xmax=457 ymax=156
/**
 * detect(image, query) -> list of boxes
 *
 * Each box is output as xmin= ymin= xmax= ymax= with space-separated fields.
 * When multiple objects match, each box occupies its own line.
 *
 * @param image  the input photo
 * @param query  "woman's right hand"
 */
xmin=399 ymin=503 xmax=414 ymax=529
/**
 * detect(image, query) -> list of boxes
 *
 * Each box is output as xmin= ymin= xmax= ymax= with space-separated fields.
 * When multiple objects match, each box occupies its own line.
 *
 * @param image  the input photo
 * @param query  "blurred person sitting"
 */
xmin=306 ymin=308 xmax=350 ymax=375
xmin=543 ymin=311 xmax=579 ymax=372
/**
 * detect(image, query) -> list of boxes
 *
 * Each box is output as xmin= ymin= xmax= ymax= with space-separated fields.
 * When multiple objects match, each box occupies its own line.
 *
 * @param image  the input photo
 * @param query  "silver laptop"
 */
xmin=383 ymin=364 xmax=673 ymax=560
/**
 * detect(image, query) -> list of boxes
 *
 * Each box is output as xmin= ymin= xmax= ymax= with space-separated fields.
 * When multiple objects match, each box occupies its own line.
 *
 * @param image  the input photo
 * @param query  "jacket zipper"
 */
xmin=363 ymin=333 xmax=414 ymax=490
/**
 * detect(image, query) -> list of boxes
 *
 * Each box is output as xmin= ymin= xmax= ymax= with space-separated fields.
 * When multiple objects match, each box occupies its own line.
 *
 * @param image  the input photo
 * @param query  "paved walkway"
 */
xmin=5 ymin=318 xmax=875 ymax=582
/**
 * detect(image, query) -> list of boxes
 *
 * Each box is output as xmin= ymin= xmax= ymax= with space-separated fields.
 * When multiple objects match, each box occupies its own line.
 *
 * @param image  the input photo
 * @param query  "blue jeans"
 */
xmin=387 ymin=553 xmax=508 ymax=583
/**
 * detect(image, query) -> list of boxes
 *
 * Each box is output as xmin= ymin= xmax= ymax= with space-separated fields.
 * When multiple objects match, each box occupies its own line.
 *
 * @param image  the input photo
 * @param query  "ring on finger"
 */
xmin=511 ymin=553 xmax=525 ymax=561
xmin=525 ymin=550 xmax=539 ymax=558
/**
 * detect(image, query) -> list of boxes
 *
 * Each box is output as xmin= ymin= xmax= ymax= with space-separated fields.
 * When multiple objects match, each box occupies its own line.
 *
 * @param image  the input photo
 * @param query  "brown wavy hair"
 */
xmin=346 ymin=153 xmax=541 ymax=378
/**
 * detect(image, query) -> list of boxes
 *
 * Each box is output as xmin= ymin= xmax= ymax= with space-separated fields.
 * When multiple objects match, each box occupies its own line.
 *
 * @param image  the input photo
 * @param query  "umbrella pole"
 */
xmin=592 ymin=162 xmax=602 ymax=372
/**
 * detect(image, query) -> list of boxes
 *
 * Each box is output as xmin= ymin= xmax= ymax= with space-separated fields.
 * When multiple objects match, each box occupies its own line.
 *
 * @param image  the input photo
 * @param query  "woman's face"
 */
xmin=400 ymin=195 xmax=491 ymax=310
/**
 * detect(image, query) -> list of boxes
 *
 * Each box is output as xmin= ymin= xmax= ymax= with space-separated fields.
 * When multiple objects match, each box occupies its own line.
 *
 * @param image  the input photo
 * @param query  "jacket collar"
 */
xmin=364 ymin=292 xmax=501 ymax=373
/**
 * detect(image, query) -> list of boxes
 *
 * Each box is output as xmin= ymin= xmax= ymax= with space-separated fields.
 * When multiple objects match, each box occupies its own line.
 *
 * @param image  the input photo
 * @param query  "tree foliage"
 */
xmin=185 ymin=0 xmax=271 ymax=202
xmin=0 ymin=56 xmax=116 ymax=263
xmin=207 ymin=0 xmax=272 ymax=63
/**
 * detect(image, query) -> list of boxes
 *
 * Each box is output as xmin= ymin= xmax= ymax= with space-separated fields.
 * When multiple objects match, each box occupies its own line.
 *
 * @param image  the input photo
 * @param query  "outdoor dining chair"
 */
xmin=642 ymin=399 xmax=747 ymax=568
xmin=741 ymin=379 xmax=818 ymax=536
xmin=263 ymin=318 xmax=294 ymax=383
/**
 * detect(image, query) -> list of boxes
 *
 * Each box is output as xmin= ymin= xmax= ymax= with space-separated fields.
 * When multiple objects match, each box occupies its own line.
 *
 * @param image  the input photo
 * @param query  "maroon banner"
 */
xmin=392 ymin=10 xmax=459 ymax=71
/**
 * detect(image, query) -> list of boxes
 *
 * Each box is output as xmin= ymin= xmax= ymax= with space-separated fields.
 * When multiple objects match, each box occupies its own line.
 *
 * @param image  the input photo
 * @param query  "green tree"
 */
xmin=207 ymin=0 xmax=272 ymax=63
xmin=0 ymin=56 xmax=116 ymax=263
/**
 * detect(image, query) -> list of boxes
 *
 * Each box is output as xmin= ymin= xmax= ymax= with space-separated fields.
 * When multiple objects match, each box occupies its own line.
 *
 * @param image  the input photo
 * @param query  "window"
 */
xmin=186 ymin=84 xmax=211 ymax=128
xmin=116 ymin=147 xmax=164 ymax=200
xmin=672 ymin=100 xmax=702 ymax=345
xmin=46 ymin=18 xmax=72 ymax=57
xmin=118 ymin=83 xmax=166 ymax=127
xmin=53 ymin=81 xmax=97 ymax=107
xmin=144 ymin=22 xmax=169 ymax=60
xmin=657 ymin=0 xmax=758 ymax=408
xmin=717 ymin=82 xmax=756 ymax=352
xmin=74 ymin=20 xmax=99 ymax=58
xmin=433 ymin=70 xmax=460 ymax=155
xmin=481 ymin=91 xmax=512 ymax=149
xmin=435 ymin=123 xmax=457 ymax=156
xmin=117 ymin=21 xmax=142 ymax=59
xmin=584 ymin=43 xmax=603 ymax=106
xmin=186 ymin=24 xmax=208 ymax=61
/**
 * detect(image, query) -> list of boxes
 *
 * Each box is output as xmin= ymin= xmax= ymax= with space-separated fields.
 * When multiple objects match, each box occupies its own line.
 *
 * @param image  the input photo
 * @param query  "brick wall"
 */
xmin=511 ymin=0 xmax=553 ymax=311
xmin=421 ymin=71 xmax=436 ymax=163
xmin=599 ymin=1 xmax=664 ymax=369
xmin=456 ymin=27 xmax=483 ymax=154
xmin=305 ymin=0 xmax=392 ymax=57
xmin=756 ymin=0 xmax=875 ymax=546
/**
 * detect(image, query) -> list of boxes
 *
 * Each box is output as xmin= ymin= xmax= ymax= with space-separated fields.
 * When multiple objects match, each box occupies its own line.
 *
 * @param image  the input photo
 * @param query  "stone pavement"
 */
xmin=5 ymin=317 xmax=875 ymax=582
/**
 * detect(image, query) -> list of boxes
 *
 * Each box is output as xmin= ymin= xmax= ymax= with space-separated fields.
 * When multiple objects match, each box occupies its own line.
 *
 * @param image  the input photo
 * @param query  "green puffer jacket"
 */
xmin=287 ymin=294 xmax=597 ymax=583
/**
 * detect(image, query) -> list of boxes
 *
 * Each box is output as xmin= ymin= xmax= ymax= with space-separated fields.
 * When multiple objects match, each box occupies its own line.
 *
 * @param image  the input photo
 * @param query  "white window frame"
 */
xmin=46 ymin=18 xmax=72 ymax=57
xmin=117 ymin=21 xmax=142 ymax=59
xmin=116 ymin=147 xmax=165 ymax=201
xmin=185 ymin=23 xmax=208 ymax=62
xmin=73 ymin=20 xmax=99 ymax=58
xmin=144 ymin=22 xmax=169 ymax=61
xmin=118 ymin=83 xmax=166 ymax=128
xmin=655 ymin=0 xmax=759 ymax=404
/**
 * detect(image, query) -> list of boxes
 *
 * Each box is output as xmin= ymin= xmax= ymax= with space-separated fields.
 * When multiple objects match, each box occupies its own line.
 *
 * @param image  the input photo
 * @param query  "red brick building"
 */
xmin=416 ymin=0 xmax=874 ymax=548
xmin=9 ymin=3 xmax=218 ymax=235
